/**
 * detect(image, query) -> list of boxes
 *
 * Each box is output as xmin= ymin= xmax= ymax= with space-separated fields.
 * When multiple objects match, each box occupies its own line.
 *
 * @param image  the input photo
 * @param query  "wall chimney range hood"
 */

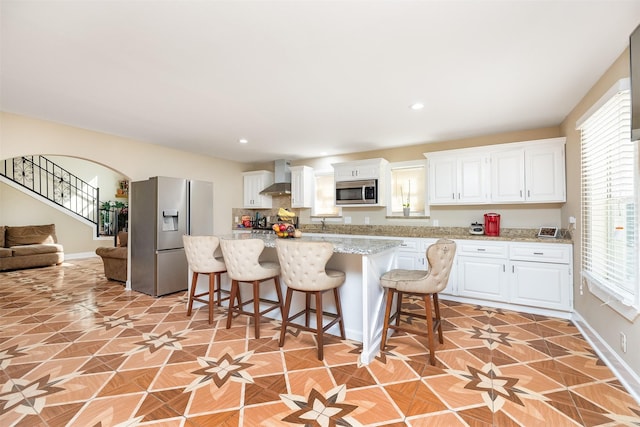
xmin=260 ymin=159 xmax=291 ymax=196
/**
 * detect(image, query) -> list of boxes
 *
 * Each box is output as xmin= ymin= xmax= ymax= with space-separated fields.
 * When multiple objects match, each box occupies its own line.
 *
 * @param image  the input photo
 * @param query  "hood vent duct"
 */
xmin=260 ymin=159 xmax=291 ymax=196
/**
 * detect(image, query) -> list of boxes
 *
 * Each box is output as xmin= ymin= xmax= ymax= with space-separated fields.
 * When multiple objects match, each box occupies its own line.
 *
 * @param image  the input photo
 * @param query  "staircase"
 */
xmin=0 ymin=155 xmax=103 ymax=235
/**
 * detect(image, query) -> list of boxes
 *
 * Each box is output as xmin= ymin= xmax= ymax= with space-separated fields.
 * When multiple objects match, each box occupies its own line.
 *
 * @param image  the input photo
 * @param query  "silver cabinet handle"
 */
xmin=477 ymin=248 xmax=486 ymax=252
xmin=533 ymin=252 xmax=544 ymax=255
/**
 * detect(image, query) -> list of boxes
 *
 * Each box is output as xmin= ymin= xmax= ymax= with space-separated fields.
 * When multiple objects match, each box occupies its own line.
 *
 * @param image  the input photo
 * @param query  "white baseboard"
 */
xmin=572 ymin=311 xmax=640 ymax=404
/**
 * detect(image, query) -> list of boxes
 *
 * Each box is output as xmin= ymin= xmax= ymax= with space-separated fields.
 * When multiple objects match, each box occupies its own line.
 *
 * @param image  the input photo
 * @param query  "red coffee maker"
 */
xmin=484 ymin=213 xmax=501 ymax=236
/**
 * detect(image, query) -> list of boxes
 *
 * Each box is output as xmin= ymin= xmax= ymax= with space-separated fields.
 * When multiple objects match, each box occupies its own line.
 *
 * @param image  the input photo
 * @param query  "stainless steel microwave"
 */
xmin=335 ymin=179 xmax=378 ymax=205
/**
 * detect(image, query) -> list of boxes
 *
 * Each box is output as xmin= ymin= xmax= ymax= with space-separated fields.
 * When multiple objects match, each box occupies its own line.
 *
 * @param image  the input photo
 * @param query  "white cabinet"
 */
xmin=508 ymin=243 xmax=572 ymax=312
xmin=427 ymin=154 xmax=490 ymax=205
xmin=491 ymin=138 xmax=566 ymax=203
xmin=426 ymin=137 xmax=566 ymax=205
xmin=290 ymin=166 xmax=314 ymax=208
xmin=333 ymin=158 xmax=388 ymax=182
xmin=396 ymin=239 xmax=425 ymax=270
xmin=456 ymin=241 xmax=508 ymax=301
xmin=243 ymin=171 xmax=273 ymax=208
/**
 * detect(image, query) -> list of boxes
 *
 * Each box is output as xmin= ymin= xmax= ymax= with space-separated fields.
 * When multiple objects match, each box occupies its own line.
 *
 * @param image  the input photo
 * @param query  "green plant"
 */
xmin=401 ymin=181 xmax=411 ymax=208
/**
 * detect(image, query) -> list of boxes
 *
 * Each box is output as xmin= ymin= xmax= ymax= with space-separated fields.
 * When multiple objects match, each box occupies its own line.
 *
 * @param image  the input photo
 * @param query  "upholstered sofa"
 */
xmin=96 ymin=232 xmax=128 ymax=282
xmin=0 ymin=224 xmax=64 ymax=271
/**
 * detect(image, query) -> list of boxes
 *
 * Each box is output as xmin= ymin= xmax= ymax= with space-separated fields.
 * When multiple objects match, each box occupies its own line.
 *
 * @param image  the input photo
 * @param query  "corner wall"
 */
xmin=0 ymin=112 xmax=246 ymax=250
xmin=561 ymin=48 xmax=640 ymax=378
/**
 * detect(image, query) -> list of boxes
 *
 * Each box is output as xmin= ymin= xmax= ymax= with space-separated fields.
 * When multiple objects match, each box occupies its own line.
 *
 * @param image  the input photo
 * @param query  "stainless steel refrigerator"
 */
xmin=130 ymin=176 xmax=213 ymax=296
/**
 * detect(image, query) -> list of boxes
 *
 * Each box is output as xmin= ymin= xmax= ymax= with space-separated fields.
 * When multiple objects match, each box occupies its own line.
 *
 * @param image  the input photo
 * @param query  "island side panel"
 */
xmin=359 ymin=247 xmax=398 ymax=365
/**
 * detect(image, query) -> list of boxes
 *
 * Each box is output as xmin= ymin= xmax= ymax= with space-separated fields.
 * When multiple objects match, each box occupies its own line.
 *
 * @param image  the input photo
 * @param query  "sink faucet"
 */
xmin=321 ymin=217 xmax=326 ymax=232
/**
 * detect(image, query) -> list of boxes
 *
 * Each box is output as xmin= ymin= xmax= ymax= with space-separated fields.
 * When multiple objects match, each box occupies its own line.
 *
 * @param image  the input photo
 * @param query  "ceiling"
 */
xmin=2 ymin=1 xmax=640 ymax=164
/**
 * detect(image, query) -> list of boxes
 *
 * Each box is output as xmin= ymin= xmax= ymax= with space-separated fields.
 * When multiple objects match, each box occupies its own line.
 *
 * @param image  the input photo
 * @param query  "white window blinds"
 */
xmin=580 ymin=87 xmax=637 ymax=301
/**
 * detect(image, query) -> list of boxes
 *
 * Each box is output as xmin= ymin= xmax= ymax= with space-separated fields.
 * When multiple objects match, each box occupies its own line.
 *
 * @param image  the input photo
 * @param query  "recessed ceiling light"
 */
xmin=410 ymin=103 xmax=424 ymax=110
xmin=239 ymin=138 xmax=248 ymax=144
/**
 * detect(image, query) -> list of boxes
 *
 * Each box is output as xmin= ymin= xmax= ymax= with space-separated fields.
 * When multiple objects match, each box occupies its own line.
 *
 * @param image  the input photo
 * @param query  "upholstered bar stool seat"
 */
xmin=276 ymin=239 xmax=346 ymax=360
xmin=220 ymin=238 xmax=283 ymax=339
xmin=183 ymin=235 xmax=229 ymax=324
xmin=379 ymin=238 xmax=456 ymax=365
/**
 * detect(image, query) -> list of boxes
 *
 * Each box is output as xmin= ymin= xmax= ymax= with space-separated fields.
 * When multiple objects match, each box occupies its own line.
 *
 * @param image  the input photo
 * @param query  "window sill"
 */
xmin=583 ymin=272 xmax=640 ymax=322
xmin=386 ymin=215 xmax=430 ymax=219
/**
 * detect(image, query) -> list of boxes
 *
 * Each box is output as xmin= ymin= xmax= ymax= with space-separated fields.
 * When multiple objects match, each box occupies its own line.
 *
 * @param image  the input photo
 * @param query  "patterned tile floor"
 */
xmin=1 ymin=257 xmax=639 ymax=426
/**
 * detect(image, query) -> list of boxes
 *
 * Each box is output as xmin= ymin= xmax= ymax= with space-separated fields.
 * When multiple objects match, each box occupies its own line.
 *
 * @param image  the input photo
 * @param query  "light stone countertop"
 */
xmin=220 ymin=233 xmax=403 ymax=255
xmin=297 ymin=224 xmax=574 ymax=244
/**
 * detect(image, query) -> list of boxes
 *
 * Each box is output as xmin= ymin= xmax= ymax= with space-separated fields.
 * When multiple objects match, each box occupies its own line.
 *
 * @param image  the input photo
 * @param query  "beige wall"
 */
xmin=560 ymin=48 xmax=640 ymax=375
xmin=0 ymin=112 xmax=245 ymax=253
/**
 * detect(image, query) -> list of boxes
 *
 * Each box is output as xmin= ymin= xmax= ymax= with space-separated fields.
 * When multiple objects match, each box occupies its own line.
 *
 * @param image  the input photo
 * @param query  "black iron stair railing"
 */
xmin=0 ymin=156 xmax=100 ymax=234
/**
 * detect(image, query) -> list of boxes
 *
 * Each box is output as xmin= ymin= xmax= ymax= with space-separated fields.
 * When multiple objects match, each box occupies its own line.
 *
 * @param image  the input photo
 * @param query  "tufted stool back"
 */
xmin=220 ymin=237 xmax=282 ymax=339
xmin=379 ymin=238 xmax=456 ymax=365
xmin=183 ymin=235 xmax=226 ymax=273
xmin=220 ymin=238 xmax=280 ymax=281
xmin=276 ymin=239 xmax=345 ymax=292
xmin=182 ymin=235 xmax=228 ymax=324
xmin=380 ymin=238 xmax=456 ymax=294
xmin=275 ymin=238 xmax=346 ymax=360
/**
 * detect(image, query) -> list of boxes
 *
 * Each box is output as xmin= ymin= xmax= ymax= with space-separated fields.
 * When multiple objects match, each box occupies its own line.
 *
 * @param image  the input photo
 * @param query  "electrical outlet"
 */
xmin=432 ymin=219 xmax=439 ymax=226
xmin=364 ymin=216 xmax=370 ymax=225
xmin=569 ymin=216 xmax=576 ymax=224
xmin=344 ymin=216 xmax=352 ymax=224
xmin=620 ymin=332 xmax=627 ymax=353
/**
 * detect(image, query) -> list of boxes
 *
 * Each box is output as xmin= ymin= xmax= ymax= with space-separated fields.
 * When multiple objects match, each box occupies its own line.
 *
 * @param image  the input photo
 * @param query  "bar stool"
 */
xmin=275 ymin=239 xmax=346 ymax=360
xmin=220 ymin=238 xmax=283 ymax=339
xmin=182 ymin=235 xmax=229 ymax=324
xmin=379 ymin=238 xmax=456 ymax=365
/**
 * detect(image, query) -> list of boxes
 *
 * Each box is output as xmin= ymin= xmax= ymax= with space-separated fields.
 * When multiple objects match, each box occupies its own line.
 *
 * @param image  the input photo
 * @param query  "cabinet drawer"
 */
xmin=398 ymin=239 xmax=420 ymax=252
xmin=457 ymin=241 xmax=508 ymax=258
xmin=509 ymin=244 xmax=571 ymax=264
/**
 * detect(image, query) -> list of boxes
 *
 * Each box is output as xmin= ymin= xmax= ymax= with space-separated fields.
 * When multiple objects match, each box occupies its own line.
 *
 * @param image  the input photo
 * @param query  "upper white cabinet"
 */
xmin=290 ymin=165 xmax=314 ymax=208
xmin=427 ymin=153 xmax=490 ymax=205
xmin=426 ymin=137 xmax=566 ymax=205
xmin=243 ymin=170 xmax=273 ymax=208
xmin=333 ymin=158 xmax=388 ymax=182
xmin=491 ymin=138 xmax=566 ymax=203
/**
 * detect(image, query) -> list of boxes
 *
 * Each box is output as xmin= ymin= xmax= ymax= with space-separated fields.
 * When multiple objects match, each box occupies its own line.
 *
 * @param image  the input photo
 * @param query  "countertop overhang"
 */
xmin=222 ymin=233 xmax=403 ymax=255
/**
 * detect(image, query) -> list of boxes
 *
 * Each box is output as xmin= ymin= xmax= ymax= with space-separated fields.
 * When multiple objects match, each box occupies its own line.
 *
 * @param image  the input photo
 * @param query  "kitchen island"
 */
xmin=219 ymin=233 xmax=403 ymax=364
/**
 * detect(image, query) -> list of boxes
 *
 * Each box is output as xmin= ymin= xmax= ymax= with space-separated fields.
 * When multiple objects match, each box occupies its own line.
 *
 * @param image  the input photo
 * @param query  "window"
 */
xmin=578 ymin=78 xmax=639 ymax=318
xmin=312 ymin=170 xmax=341 ymax=217
xmin=387 ymin=160 xmax=428 ymax=216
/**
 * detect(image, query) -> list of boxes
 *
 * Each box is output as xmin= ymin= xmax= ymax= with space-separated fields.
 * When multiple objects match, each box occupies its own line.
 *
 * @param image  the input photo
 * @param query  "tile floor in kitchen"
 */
xmin=1 ymin=257 xmax=639 ymax=426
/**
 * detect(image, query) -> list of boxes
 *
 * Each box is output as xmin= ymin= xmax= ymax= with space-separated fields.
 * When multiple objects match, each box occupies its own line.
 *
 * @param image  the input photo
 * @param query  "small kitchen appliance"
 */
xmin=469 ymin=222 xmax=485 ymax=235
xmin=484 ymin=213 xmax=501 ymax=236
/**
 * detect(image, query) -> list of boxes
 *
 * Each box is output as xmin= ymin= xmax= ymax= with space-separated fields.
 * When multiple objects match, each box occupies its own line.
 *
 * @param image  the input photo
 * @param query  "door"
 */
xmin=189 ymin=180 xmax=213 ymax=235
xmin=491 ymin=149 xmax=526 ymax=202
xmin=156 ymin=248 xmax=189 ymax=296
xmin=156 ymin=176 xmax=187 ymax=250
xmin=457 ymin=256 xmax=508 ymax=301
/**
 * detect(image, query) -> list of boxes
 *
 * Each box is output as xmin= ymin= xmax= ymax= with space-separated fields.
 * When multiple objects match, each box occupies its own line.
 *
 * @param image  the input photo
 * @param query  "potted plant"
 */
xmin=401 ymin=182 xmax=411 ymax=216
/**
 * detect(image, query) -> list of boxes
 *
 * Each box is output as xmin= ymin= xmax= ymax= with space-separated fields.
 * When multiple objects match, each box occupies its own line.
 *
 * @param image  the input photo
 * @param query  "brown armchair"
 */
xmin=96 ymin=232 xmax=128 ymax=282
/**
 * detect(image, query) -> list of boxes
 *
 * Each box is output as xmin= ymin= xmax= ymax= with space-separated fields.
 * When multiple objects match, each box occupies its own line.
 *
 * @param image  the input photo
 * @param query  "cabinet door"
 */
xmin=491 ymin=150 xmax=526 ymax=202
xmin=428 ymin=157 xmax=457 ymax=204
xmin=291 ymin=166 xmax=313 ymax=208
xmin=458 ymin=156 xmax=489 ymax=203
xmin=510 ymin=261 xmax=571 ymax=311
xmin=457 ymin=256 xmax=508 ymax=301
xmin=243 ymin=172 xmax=273 ymax=208
xmin=525 ymin=144 xmax=566 ymax=202
xmin=428 ymin=155 xmax=488 ymax=204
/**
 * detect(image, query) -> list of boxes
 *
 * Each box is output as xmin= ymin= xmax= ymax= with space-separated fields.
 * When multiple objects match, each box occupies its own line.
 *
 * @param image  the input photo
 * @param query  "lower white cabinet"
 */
xmin=508 ymin=243 xmax=572 ymax=312
xmin=456 ymin=241 xmax=509 ymax=301
xmin=397 ymin=237 xmax=574 ymax=314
